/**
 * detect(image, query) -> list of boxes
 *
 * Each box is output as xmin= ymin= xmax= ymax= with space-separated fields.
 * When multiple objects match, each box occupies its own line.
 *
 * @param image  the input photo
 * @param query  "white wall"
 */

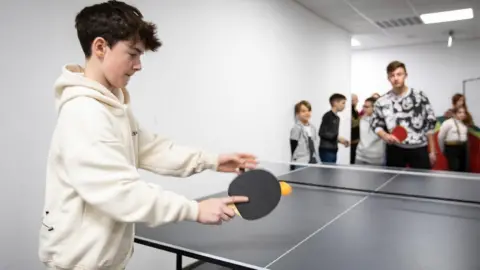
xmin=0 ymin=1 xmax=351 ymax=269
xmin=351 ymin=39 xmax=480 ymax=118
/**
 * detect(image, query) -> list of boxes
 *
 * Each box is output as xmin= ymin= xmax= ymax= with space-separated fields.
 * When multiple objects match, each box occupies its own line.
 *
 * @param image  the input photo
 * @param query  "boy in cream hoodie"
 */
xmin=39 ymin=1 xmax=256 ymax=269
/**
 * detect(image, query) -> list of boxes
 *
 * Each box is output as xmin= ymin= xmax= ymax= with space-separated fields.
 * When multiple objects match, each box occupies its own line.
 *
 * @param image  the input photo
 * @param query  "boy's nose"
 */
xmin=133 ymin=63 xmax=142 ymax=71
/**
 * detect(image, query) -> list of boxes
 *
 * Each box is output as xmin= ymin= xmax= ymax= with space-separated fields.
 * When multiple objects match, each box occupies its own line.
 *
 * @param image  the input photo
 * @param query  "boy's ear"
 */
xmin=92 ymin=37 xmax=108 ymax=58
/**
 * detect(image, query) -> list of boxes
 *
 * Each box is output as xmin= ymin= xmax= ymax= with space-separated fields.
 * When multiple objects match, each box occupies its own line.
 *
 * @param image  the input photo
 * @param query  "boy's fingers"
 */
xmin=221 ymin=213 xmax=231 ymax=221
xmin=243 ymin=162 xmax=257 ymax=169
xmin=223 ymin=196 xmax=249 ymax=204
xmin=222 ymin=204 xmax=235 ymax=217
xmin=238 ymin=153 xmax=257 ymax=160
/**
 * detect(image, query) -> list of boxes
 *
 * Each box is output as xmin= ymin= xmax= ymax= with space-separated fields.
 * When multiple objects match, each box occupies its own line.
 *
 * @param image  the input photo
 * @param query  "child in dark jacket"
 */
xmin=318 ymin=94 xmax=349 ymax=164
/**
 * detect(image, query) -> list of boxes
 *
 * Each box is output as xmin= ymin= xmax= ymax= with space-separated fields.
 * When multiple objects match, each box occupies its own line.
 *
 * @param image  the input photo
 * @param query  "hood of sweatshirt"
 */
xmin=54 ymin=64 xmax=131 ymax=114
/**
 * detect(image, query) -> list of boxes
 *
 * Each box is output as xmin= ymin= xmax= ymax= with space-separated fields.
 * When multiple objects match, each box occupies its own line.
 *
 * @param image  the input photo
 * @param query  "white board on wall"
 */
xmin=464 ymin=78 xmax=480 ymax=125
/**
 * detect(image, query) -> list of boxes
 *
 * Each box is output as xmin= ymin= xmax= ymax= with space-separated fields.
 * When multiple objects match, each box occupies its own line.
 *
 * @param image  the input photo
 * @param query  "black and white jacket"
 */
xmin=370 ymin=88 xmax=437 ymax=148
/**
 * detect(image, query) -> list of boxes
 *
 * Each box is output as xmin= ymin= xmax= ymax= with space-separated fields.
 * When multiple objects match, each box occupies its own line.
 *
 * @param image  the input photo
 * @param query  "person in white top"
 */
xmin=437 ymin=106 xmax=469 ymax=172
xmin=39 ymin=2 xmax=257 ymax=269
xmin=355 ymin=97 xmax=386 ymax=166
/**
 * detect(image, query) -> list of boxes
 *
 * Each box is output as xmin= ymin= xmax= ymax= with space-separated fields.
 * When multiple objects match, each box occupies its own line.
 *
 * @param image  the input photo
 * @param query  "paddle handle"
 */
xmin=227 ymin=203 xmax=241 ymax=217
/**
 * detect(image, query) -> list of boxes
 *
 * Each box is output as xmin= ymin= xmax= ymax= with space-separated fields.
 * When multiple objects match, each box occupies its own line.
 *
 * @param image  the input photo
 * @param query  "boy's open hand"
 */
xmin=197 ymin=196 xmax=249 ymax=225
xmin=338 ymin=137 xmax=350 ymax=147
xmin=217 ymin=153 xmax=257 ymax=173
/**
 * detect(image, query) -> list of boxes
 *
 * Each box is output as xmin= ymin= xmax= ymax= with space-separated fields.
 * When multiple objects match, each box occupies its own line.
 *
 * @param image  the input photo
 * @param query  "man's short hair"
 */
xmin=329 ymin=93 xmax=346 ymax=106
xmin=75 ymin=0 xmax=162 ymax=58
xmin=386 ymin=61 xmax=407 ymax=74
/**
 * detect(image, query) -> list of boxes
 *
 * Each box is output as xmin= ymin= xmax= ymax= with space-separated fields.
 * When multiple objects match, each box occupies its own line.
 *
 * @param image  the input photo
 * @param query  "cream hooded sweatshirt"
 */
xmin=39 ymin=65 xmax=219 ymax=270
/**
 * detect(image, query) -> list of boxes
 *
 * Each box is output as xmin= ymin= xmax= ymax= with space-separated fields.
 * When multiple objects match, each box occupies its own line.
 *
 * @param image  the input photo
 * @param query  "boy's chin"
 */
xmin=112 ymin=79 xmax=129 ymax=89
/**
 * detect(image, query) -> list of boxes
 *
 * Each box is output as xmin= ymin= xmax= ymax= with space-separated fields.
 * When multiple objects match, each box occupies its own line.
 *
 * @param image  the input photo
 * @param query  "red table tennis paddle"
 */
xmin=391 ymin=125 xmax=408 ymax=142
xmin=227 ymin=169 xmax=286 ymax=220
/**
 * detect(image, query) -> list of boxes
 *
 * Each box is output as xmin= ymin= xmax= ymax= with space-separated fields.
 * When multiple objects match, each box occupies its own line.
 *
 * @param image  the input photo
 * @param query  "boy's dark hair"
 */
xmin=329 ymin=93 xmax=346 ymax=106
xmin=365 ymin=97 xmax=377 ymax=104
xmin=294 ymin=100 xmax=312 ymax=118
xmin=386 ymin=61 xmax=407 ymax=74
xmin=75 ymin=0 xmax=162 ymax=58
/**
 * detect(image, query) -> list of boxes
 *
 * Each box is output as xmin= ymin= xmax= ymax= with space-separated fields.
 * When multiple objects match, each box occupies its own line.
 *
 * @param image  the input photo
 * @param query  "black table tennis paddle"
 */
xmin=227 ymin=169 xmax=282 ymax=220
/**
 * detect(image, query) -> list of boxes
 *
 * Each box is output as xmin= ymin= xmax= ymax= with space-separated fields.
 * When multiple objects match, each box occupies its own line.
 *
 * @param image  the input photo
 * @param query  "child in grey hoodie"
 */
xmin=356 ymin=97 xmax=386 ymax=165
xmin=290 ymin=100 xmax=320 ymax=168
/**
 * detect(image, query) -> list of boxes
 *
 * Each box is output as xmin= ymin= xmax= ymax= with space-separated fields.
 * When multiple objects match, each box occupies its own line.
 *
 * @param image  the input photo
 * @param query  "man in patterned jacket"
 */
xmin=370 ymin=61 xmax=437 ymax=169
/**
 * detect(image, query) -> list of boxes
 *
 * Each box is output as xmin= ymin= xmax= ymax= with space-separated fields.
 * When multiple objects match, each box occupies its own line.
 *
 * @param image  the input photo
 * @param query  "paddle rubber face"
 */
xmin=392 ymin=125 xmax=408 ymax=142
xmin=228 ymin=169 xmax=281 ymax=220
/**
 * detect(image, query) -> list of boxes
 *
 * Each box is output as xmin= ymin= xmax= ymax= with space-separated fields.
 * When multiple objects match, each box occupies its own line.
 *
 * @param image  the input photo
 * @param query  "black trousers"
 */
xmin=444 ymin=143 xmax=468 ymax=172
xmin=386 ymin=144 xmax=431 ymax=170
xmin=350 ymin=142 xmax=358 ymax=164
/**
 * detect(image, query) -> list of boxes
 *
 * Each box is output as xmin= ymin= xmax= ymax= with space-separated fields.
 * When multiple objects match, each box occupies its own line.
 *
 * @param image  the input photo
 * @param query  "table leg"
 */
xmin=176 ymin=253 xmax=182 ymax=270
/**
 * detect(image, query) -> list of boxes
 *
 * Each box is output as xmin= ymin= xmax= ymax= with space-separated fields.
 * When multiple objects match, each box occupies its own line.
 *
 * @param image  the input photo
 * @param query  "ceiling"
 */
xmin=294 ymin=0 xmax=480 ymax=50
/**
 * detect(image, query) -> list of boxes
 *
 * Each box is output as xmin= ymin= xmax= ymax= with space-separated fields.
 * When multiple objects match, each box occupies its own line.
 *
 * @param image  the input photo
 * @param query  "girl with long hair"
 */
xmin=444 ymin=93 xmax=474 ymax=126
xmin=438 ymin=106 xmax=469 ymax=172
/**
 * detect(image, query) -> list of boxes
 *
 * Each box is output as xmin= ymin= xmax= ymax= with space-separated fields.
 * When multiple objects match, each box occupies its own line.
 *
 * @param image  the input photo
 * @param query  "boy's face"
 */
xmin=387 ymin=67 xmax=407 ymax=89
xmin=363 ymin=101 xmax=374 ymax=116
xmin=334 ymin=99 xmax=346 ymax=112
xmin=93 ymin=38 xmax=145 ymax=89
xmin=297 ymin=105 xmax=311 ymax=122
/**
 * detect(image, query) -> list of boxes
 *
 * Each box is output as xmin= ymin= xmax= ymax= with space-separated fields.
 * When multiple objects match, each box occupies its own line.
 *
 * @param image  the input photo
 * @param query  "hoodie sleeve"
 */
xmin=59 ymin=98 xmax=199 ymax=226
xmin=420 ymin=90 xmax=437 ymax=134
xmin=437 ymin=119 xmax=452 ymax=154
xmin=371 ymin=99 xmax=387 ymax=134
xmin=135 ymin=121 xmax=219 ymax=177
xmin=290 ymin=125 xmax=301 ymax=155
xmin=319 ymin=112 xmax=338 ymax=141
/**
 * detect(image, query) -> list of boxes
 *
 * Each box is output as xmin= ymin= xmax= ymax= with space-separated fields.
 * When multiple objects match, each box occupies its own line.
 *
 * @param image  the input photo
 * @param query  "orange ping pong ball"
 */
xmin=279 ymin=181 xmax=292 ymax=196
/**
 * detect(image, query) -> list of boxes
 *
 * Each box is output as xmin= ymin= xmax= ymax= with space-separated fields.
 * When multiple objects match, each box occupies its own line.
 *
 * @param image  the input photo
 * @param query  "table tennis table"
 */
xmin=134 ymin=162 xmax=480 ymax=270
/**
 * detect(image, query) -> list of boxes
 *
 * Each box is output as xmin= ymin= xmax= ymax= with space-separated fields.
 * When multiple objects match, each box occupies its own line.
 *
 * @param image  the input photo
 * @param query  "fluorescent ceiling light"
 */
xmin=420 ymin=8 xmax=474 ymax=24
xmin=351 ymin=38 xmax=361 ymax=47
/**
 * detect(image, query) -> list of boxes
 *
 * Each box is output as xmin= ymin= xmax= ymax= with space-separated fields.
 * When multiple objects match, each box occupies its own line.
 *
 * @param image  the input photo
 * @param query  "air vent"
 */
xmin=375 ymin=16 xmax=423 ymax=29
